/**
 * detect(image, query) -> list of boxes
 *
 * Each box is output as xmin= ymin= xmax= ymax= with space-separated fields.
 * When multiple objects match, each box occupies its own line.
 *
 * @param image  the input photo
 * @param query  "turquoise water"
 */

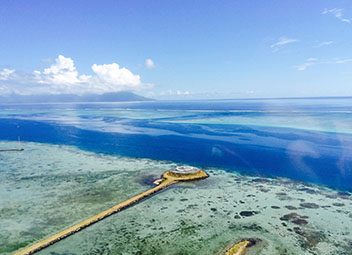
xmin=1 ymin=142 xmax=351 ymax=255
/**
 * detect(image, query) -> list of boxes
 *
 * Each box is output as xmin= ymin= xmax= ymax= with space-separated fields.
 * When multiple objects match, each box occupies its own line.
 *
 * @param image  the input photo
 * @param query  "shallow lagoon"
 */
xmin=1 ymin=142 xmax=351 ymax=255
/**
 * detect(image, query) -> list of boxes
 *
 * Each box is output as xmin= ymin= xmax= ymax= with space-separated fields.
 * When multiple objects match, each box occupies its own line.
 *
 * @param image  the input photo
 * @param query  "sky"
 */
xmin=0 ymin=0 xmax=352 ymax=99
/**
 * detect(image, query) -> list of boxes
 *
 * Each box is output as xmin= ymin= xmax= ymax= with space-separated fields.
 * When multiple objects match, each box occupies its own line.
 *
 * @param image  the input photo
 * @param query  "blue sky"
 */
xmin=0 ymin=0 xmax=352 ymax=99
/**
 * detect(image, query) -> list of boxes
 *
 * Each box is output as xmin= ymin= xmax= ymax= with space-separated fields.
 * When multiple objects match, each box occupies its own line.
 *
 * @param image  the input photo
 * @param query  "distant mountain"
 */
xmin=0 ymin=91 xmax=153 ymax=103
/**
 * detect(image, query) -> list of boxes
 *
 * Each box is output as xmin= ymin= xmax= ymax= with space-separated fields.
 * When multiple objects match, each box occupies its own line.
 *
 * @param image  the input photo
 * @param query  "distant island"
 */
xmin=0 ymin=91 xmax=153 ymax=103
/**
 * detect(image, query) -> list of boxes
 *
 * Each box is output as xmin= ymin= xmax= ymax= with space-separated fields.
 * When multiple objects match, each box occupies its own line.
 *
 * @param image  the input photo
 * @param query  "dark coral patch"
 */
xmin=332 ymin=202 xmax=345 ymax=207
xmin=239 ymin=211 xmax=259 ymax=217
xmin=251 ymin=178 xmax=271 ymax=183
xmin=276 ymin=192 xmax=287 ymax=196
xmin=280 ymin=212 xmax=300 ymax=221
xmin=293 ymin=227 xmax=326 ymax=249
xmin=300 ymin=202 xmax=319 ymax=209
xmin=280 ymin=212 xmax=309 ymax=226
xmin=285 ymin=205 xmax=297 ymax=210
xmin=337 ymin=191 xmax=351 ymax=199
xmin=298 ymin=187 xmax=318 ymax=194
xmin=291 ymin=218 xmax=308 ymax=225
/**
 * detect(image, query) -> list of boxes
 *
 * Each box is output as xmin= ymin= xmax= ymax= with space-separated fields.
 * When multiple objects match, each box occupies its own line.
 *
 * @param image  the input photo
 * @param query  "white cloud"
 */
xmin=91 ymin=63 xmax=141 ymax=91
xmin=315 ymin=41 xmax=334 ymax=47
xmin=322 ymin=8 xmax=351 ymax=24
xmin=145 ymin=58 xmax=155 ymax=69
xmin=176 ymin=90 xmax=190 ymax=95
xmin=295 ymin=57 xmax=352 ymax=71
xmin=0 ymin=68 xmax=15 ymax=80
xmin=159 ymin=90 xmax=191 ymax=96
xmin=295 ymin=58 xmax=318 ymax=71
xmin=270 ymin=36 xmax=298 ymax=52
xmin=334 ymin=58 xmax=352 ymax=64
xmin=34 ymin=55 xmax=90 ymax=85
xmin=0 ymin=55 xmax=145 ymax=95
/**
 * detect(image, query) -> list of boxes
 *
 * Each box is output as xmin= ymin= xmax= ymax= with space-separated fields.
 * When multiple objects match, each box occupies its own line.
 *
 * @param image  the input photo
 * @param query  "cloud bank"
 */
xmin=0 ymin=68 xmax=15 ymax=81
xmin=0 ymin=55 xmax=145 ymax=95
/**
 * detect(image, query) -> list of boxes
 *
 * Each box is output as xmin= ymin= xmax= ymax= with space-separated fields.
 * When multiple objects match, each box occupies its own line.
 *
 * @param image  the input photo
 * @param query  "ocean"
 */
xmin=1 ymin=98 xmax=351 ymax=191
xmin=1 ymin=98 xmax=352 ymax=254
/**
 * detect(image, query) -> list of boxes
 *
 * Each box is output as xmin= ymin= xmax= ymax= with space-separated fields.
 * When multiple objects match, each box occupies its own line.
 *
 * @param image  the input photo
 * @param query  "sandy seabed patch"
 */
xmin=0 ymin=142 xmax=351 ymax=255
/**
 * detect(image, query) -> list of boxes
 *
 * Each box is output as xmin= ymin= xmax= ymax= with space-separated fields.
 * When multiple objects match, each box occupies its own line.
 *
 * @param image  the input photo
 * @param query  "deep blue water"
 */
xmin=1 ymin=99 xmax=352 ymax=191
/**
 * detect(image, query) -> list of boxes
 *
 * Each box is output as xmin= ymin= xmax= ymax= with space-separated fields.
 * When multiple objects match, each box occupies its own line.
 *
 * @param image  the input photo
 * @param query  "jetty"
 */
xmin=14 ymin=166 xmax=208 ymax=255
